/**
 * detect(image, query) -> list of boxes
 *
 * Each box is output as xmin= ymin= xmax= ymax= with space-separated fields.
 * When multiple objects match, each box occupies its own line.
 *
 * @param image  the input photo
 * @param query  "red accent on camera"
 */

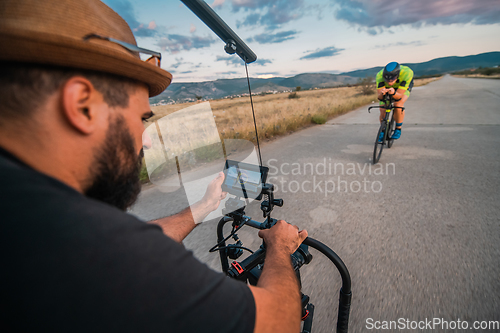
xmin=231 ymin=261 xmax=244 ymax=274
xmin=302 ymin=310 xmax=310 ymax=321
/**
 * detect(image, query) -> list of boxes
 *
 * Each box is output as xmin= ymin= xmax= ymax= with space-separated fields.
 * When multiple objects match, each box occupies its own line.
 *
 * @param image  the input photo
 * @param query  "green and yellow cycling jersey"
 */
xmin=376 ymin=65 xmax=414 ymax=91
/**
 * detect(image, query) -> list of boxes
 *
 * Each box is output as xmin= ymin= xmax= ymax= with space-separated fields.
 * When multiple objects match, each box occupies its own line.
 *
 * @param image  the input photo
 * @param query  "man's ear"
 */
xmin=61 ymin=77 xmax=104 ymax=135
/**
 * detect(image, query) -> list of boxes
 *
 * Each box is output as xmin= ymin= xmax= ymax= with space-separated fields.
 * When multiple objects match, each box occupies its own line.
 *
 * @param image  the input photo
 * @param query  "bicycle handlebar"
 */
xmin=368 ymin=105 xmax=405 ymax=112
xmin=368 ymin=93 xmax=405 ymax=113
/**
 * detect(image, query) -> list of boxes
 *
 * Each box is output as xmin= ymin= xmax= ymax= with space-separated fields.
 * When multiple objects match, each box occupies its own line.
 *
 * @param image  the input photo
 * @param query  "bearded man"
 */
xmin=0 ymin=0 xmax=307 ymax=332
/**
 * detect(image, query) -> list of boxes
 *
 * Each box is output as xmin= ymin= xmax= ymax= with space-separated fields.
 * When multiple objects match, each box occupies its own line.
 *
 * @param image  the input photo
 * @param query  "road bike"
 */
xmin=368 ymin=94 xmax=405 ymax=164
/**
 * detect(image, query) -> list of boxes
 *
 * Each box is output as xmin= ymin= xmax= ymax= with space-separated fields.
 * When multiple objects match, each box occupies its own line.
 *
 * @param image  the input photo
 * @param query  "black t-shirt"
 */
xmin=0 ymin=147 xmax=255 ymax=332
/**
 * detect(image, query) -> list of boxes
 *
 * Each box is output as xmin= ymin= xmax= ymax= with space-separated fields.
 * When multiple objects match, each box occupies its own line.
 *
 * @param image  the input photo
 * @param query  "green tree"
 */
xmin=358 ymin=76 xmax=375 ymax=95
xmin=482 ymin=68 xmax=494 ymax=76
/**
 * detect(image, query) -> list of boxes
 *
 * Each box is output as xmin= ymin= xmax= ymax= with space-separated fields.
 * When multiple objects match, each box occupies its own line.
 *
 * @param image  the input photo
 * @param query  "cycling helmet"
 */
xmin=383 ymin=62 xmax=400 ymax=82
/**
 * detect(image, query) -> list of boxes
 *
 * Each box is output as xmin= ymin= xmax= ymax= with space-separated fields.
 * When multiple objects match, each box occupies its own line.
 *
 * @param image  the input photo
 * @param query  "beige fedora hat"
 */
xmin=0 ymin=0 xmax=172 ymax=97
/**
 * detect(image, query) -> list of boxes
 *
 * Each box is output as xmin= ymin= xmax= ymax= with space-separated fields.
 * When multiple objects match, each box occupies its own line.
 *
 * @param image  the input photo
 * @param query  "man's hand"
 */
xmin=380 ymin=87 xmax=395 ymax=95
xmin=148 ymin=172 xmax=228 ymax=242
xmin=250 ymin=220 xmax=308 ymax=333
xmin=258 ymin=220 xmax=308 ymax=255
xmin=201 ymin=171 xmax=228 ymax=213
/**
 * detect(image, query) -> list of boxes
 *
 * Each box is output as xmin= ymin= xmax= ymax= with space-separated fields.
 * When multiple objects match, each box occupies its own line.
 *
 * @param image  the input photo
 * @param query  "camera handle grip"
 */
xmin=336 ymin=288 xmax=352 ymax=333
xmin=303 ymin=237 xmax=351 ymax=333
xmin=216 ymin=217 xmax=352 ymax=332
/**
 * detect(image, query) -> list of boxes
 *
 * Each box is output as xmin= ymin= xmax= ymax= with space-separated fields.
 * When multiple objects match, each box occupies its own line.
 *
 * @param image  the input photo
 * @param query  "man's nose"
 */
xmin=142 ymin=131 xmax=152 ymax=150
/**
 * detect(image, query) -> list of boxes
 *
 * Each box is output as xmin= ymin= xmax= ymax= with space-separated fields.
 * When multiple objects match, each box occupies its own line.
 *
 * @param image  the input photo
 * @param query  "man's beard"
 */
xmin=84 ymin=115 xmax=143 ymax=211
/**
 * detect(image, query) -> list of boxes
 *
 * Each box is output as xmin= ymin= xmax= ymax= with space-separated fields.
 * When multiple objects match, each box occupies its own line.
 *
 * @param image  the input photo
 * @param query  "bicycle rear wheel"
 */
xmin=373 ymin=124 xmax=385 ymax=164
xmin=387 ymin=118 xmax=396 ymax=148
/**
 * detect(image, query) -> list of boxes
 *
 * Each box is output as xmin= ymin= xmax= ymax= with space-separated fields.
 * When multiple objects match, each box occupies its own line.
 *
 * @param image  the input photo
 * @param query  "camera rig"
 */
xmin=181 ymin=1 xmax=352 ymax=331
xmin=210 ymin=180 xmax=352 ymax=333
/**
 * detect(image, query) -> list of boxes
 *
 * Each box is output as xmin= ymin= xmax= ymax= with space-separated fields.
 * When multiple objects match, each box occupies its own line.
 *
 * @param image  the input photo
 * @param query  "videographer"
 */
xmin=0 ymin=0 xmax=307 ymax=332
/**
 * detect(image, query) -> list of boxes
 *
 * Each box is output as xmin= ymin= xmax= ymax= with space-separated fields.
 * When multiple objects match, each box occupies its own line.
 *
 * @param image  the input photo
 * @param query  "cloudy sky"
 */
xmin=102 ymin=0 xmax=500 ymax=82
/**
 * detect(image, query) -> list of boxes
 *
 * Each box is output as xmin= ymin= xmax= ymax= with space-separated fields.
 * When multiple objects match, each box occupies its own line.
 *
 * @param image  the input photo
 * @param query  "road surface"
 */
xmin=130 ymin=75 xmax=500 ymax=332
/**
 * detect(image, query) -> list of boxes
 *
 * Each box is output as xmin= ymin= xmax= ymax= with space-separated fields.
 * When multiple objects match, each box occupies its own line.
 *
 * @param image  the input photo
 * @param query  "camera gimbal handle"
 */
xmin=215 ymin=179 xmax=351 ymax=333
xmin=215 ymin=215 xmax=352 ymax=333
xmin=180 ymin=0 xmax=257 ymax=63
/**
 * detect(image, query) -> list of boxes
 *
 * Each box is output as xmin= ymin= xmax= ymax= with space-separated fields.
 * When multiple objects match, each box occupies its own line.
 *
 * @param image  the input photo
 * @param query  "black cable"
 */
xmin=209 ymin=220 xmax=247 ymax=253
xmin=244 ymin=61 xmax=263 ymax=168
xmin=212 ymin=245 xmax=254 ymax=254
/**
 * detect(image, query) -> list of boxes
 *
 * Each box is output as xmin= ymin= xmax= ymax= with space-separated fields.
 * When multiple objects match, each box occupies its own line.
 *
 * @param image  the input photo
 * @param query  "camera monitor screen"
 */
xmin=222 ymin=160 xmax=269 ymax=199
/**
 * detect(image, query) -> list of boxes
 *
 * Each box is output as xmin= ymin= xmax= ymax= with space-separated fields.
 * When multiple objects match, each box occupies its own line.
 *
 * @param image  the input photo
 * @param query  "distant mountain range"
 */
xmin=151 ymin=51 xmax=500 ymax=104
xmin=341 ymin=51 xmax=500 ymax=78
xmin=151 ymin=74 xmax=358 ymax=104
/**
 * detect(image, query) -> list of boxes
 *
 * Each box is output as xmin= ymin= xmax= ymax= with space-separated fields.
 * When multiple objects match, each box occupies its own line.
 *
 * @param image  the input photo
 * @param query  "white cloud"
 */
xmin=211 ymin=0 xmax=225 ymax=9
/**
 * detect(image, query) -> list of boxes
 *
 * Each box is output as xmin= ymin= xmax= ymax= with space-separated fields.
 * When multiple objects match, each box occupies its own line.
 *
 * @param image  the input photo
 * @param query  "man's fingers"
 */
xmin=216 ymin=172 xmax=225 ymax=184
xmin=298 ymin=229 xmax=308 ymax=242
xmin=208 ymin=172 xmax=225 ymax=190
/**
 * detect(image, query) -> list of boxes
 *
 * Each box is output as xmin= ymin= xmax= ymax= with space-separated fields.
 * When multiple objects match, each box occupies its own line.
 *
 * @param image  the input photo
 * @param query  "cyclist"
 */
xmin=0 ymin=0 xmax=307 ymax=332
xmin=376 ymin=62 xmax=414 ymax=140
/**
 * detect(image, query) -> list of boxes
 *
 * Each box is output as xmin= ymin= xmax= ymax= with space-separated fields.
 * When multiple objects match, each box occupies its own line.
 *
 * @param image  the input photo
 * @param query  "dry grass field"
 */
xmin=140 ymin=77 xmax=439 ymax=182
xmin=150 ymin=77 xmax=439 ymax=142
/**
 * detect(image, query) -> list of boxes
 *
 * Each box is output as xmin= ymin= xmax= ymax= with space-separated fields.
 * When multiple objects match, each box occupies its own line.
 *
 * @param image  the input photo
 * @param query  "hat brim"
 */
xmin=0 ymin=29 xmax=172 ymax=97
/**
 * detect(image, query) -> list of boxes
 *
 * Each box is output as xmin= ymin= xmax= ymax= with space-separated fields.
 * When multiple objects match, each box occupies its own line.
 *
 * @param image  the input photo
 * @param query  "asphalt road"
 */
xmin=130 ymin=75 xmax=500 ymax=332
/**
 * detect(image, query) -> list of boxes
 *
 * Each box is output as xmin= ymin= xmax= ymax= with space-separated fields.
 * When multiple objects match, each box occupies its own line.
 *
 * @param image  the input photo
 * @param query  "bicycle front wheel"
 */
xmin=373 ymin=124 xmax=385 ymax=164
xmin=387 ymin=118 xmax=396 ymax=148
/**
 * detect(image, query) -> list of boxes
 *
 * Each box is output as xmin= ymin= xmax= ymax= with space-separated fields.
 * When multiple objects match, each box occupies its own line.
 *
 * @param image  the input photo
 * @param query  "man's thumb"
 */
xmin=215 ymin=172 xmax=225 ymax=184
xmin=258 ymin=230 xmax=267 ymax=239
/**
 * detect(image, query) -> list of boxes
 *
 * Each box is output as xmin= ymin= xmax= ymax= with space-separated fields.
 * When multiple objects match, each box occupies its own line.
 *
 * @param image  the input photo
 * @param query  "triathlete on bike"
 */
xmin=376 ymin=62 xmax=414 ymax=140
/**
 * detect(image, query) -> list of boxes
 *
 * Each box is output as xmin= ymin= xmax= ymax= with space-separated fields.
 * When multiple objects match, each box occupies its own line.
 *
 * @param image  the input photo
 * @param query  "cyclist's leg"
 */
xmin=392 ymin=90 xmax=409 ymax=139
xmin=393 ymin=91 xmax=409 ymax=128
xmin=379 ymin=101 xmax=387 ymax=122
xmin=394 ymin=80 xmax=412 ymax=124
xmin=378 ymin=102 xmax=388 ymax=142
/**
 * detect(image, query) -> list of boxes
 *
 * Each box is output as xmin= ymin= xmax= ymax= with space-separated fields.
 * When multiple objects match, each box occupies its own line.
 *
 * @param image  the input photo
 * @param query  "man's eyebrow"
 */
xmin=142 ymin=110 xmax=155 ymax=120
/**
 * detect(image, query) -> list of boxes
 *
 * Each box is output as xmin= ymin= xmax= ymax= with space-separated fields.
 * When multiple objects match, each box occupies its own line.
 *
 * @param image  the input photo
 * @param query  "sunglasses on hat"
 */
xmin=83 ymin=34 xmax=161 ymax=67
